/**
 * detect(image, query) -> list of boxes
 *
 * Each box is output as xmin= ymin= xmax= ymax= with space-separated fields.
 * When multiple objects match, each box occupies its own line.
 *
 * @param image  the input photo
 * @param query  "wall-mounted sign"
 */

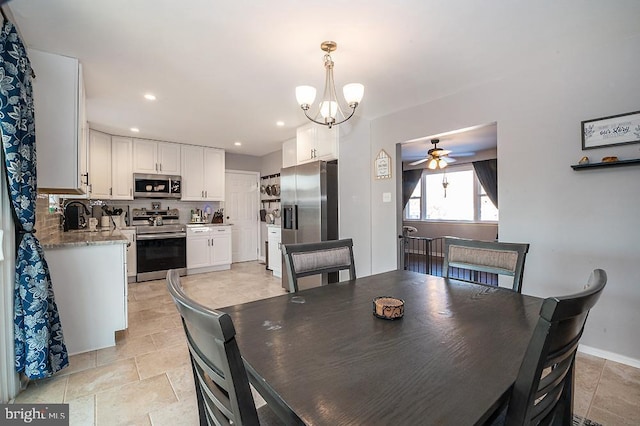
xmin=582 ymin=110 xmax=640 ymax=149
xmin=375 ymin=149 xmax=392 ymax=179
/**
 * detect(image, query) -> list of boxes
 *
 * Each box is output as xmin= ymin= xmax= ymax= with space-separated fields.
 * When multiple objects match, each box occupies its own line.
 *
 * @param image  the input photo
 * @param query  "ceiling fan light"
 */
xmin=438 ymin=159 xmax=448 ymax=169
xmin=427 ymin=159 xmax=437 ymax=170
xmin=343 ymin=83 xmax=364 ymax=107
xmin=296 ymin=85 xmax=316 ymax=108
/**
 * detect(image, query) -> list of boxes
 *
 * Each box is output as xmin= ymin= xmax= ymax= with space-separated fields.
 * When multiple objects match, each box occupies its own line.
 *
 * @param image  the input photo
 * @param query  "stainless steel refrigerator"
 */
xmin=281 ymin=160 xmax=338 ymax=291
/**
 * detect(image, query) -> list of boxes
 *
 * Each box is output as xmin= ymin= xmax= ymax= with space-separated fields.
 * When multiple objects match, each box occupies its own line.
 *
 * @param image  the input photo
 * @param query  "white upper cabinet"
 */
xmin=30 ymin=49 xmax=88 ymax=194
xmin=203 ymin=148 xmax=225 ymax=200
xmin=157 ymin=142 xmax=181 ymax=175
xmin=88 ymin=131 xmax=112 ymax=199
xmin=88 ymin=131 xmax=133 ymax=200
xmin=296 ymin=123 xmax=338 ymax=164
xmin=181 ymin=145 xmax=225 ymax=201
xmin=133 ymin=139 xmax=180 ymax=175
xmin=111 ymin=137 xmax=133 ymax=199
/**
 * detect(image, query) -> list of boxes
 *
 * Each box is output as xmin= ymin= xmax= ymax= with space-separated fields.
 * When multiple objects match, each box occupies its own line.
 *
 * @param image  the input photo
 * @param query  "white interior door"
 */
xmin=225 ymin=171 xmax=259 ymax=262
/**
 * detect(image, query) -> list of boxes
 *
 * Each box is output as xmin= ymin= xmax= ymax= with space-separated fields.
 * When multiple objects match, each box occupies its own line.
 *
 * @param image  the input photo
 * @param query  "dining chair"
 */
xmin=488 ymin=269 xmax=607 ymax=426
xmin=281 ymin=238 xmax=356 ymax=292
xmin=442 ymin=236 xmax=530 ymax=292
xmin=166 ymin=270 xmax=284 ymax=426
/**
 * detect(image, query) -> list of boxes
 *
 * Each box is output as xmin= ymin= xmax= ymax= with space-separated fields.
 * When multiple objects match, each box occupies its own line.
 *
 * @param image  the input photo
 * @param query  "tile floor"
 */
xmin=13 ymin=261 xmax=640 ymax=425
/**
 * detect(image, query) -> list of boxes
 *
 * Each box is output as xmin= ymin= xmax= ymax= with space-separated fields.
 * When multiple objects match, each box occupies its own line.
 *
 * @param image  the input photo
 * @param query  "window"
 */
xmin=404 ymin=165 xmax=498 ymax=222
xmin=406 ymin=183 xmax=422 ymax=220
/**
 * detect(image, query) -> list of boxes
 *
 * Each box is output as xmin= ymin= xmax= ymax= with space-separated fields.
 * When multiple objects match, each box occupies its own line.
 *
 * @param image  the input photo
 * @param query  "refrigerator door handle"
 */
xmin=292 ymin=205 xmax=298 ymax=230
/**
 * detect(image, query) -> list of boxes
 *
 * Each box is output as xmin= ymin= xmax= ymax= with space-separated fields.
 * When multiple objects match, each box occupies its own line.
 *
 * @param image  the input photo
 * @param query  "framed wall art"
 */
xmin=581 ymin=110 xmax=640 ymax=150
xmin=374 ymin=149 xmax=392 ymax=179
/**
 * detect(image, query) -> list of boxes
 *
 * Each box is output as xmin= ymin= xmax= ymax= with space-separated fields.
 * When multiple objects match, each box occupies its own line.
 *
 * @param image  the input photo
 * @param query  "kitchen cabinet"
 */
xmin=88 ymin=131 xmax=133 ymax=200
xmin=30 ymin=49 xmax=88 ymax=194
xmin=88 ymin=130 xmax=112 ymax=199
xmin=181 ymin=145 xmax=225 ymax=201
xmin=282 ymin=137 xmax=297 ymax=168
xmin=296 ymin=123 xmax=338 ymax=164
xmin=45 ymin=242 xmax=127 ymax=354
xmin=120 ymin=229 xmax=137 ymax=282
xmin=267 ymin=226 xmax=282 ymax=278
xmin=111 ymin=137 xmax=134 ymax=199
xmin=133 ymin=139 xmax=181 ymax=175
xmin=186 ymin=225 xmax=232 ymax=273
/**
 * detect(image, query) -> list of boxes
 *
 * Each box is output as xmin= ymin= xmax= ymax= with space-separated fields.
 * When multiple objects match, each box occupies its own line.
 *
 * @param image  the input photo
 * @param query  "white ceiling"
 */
xmin=7 ymin=1 xmax=638 ymax=157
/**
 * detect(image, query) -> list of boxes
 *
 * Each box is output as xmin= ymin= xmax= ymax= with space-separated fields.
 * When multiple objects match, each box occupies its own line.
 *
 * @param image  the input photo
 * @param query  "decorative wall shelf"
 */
xmin=571 ymin=158 xmax=640 ymax=171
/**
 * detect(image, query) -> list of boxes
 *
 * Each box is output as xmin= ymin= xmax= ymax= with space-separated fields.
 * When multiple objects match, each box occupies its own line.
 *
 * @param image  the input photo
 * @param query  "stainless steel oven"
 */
xmin=132 ymin=208 xmax=186 ymax=281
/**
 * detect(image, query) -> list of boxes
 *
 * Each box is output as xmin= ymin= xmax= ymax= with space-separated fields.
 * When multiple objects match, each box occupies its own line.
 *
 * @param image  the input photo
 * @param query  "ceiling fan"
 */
xmin=409 ymin=139 xmax=457 ymax=169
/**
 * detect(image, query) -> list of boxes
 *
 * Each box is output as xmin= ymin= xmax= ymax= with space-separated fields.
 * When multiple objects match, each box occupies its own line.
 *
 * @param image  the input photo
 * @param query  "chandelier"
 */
xmin=295 ymin=41 xmax=364 ymax=129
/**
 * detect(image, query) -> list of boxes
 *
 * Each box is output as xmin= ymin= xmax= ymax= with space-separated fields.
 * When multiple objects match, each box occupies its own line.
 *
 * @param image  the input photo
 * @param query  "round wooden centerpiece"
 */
xmin=373 ymin=296 xmax=404 ymax=320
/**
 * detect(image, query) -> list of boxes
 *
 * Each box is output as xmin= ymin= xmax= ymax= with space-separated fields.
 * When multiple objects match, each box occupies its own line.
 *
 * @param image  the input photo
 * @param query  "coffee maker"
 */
xmin=63 ymin=201 xmax=91 ymax=231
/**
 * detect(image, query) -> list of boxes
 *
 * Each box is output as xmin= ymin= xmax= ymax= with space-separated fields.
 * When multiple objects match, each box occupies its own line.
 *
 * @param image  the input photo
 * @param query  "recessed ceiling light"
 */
xmin=276 ymin=121 xmax=285 ymax=127
xmin=144 ymin=93 xmax=156 ymax=101
xmin=234 ymin=142 xmax=242 ymax=146
xmin=130 ymin=127 xmax=140 ymax=133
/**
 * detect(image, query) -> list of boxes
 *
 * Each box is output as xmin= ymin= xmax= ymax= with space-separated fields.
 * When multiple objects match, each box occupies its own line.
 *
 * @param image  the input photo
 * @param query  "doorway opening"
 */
xmin=397 ymin=122 xmax=498 ymax=273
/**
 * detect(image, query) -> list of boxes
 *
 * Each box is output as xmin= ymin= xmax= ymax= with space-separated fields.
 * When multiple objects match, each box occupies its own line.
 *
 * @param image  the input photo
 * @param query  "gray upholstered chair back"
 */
xmin=442 ymin=236 xmax=529 ymax=292
xmin=281 ymin=239 xmax=356 ymax=292
xmin=502 ymin=269 xmax=607 ymax=425
xmin=166 ymin=270 xmax=260 ymax=425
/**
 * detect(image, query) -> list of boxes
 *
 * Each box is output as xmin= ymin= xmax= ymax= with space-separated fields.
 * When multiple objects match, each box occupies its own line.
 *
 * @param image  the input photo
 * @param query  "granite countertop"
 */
xmin=186 ymin=223 xmax=231 ymax=227
xmin=39 ymin=228 xmax=128 ymax=249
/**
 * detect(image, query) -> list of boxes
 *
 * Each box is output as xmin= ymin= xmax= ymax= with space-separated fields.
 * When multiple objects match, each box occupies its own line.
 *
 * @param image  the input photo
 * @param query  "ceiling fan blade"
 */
xmin=449 ymin=151 xmax=475 ymax=157
xmin=442 ymin=157 xmax=457 ymax=163
xmin=409 ymin=158 xmax=429 ymax=166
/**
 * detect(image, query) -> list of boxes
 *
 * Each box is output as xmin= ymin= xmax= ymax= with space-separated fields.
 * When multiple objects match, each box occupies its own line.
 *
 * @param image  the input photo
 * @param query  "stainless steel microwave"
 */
xmin=133 ymin=174 xmax=182 ymax=199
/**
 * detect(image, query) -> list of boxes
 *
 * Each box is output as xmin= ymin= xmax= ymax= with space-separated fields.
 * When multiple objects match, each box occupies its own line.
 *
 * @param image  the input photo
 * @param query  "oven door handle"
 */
xmin=136 ymin=232 xmax=187 ymax=241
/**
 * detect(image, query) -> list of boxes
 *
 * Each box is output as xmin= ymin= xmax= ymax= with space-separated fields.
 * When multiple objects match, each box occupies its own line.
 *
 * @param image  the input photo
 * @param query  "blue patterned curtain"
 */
xmin=0 ymin=19 xmax=68 ymax=378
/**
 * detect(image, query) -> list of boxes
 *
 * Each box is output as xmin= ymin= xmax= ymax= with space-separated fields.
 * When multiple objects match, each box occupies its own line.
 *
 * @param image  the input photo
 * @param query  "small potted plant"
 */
xmin=212 ymin=208 xmax=224 ymax=224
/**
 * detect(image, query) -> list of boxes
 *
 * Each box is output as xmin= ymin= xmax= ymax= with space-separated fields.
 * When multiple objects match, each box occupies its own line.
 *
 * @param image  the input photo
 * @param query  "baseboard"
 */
xmin=578 ymin=344 xmax=640 ymax=369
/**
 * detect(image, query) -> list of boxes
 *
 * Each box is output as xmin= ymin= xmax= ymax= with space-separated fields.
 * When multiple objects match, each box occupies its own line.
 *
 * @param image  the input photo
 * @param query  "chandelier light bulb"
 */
xmin=343 ymin=83 xmax=364 ymax=107
xmin=320 ymin=101 xmax=338 ymax=119
xmin=296 ymin=85 xmax=317 ymax=109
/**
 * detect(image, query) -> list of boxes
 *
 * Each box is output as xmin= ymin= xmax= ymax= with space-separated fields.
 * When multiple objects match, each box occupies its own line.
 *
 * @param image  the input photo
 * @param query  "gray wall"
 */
xmin=260 ymin=150 xmax=283 ymax=176
xmin=226 ymin=152 xmax=261 ymax=172
xmin=338 ymin=118 xmax=372 ymax=277
xmin=366 ymin=27 xmax=640 ymax=364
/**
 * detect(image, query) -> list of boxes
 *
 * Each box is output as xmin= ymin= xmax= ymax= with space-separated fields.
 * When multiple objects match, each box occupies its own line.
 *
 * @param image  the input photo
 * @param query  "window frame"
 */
xmin=403 ymin=164 xmax=498 ymax=224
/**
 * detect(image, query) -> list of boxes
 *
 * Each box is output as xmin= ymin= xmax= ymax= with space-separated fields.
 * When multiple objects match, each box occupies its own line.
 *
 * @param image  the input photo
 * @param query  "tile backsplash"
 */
xmin=35 ymin=194 xmax=62 ymax=235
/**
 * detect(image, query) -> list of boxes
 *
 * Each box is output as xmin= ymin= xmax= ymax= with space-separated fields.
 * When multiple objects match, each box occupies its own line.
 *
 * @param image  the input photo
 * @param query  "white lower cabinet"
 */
xmin=187 ymin=225 xmax=232 ymax=274
xmin=267 ymin=226 xmax=282 ymax=278
xmin=120 ymin=229 xmax=137 ymax=282
xmin=45 ymin=242 xmax=127 ymax=354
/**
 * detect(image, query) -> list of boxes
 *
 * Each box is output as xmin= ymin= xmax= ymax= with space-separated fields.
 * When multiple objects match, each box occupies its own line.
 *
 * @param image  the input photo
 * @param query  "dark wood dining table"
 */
xmin=220 ymin=270 xmax=543 ymax=425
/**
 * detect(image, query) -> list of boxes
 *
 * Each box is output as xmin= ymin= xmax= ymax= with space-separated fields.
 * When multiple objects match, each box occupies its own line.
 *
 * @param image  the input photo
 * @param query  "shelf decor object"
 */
xmin=295 ymin=41 xmax=364 ymax=129
xmin=581 ymin=110 xmax=640 ymax=149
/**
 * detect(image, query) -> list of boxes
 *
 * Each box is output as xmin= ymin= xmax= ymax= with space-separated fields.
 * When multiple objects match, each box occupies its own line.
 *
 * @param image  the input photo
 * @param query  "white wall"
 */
xmin=365 ymin=33 xmax=640 ymax=362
